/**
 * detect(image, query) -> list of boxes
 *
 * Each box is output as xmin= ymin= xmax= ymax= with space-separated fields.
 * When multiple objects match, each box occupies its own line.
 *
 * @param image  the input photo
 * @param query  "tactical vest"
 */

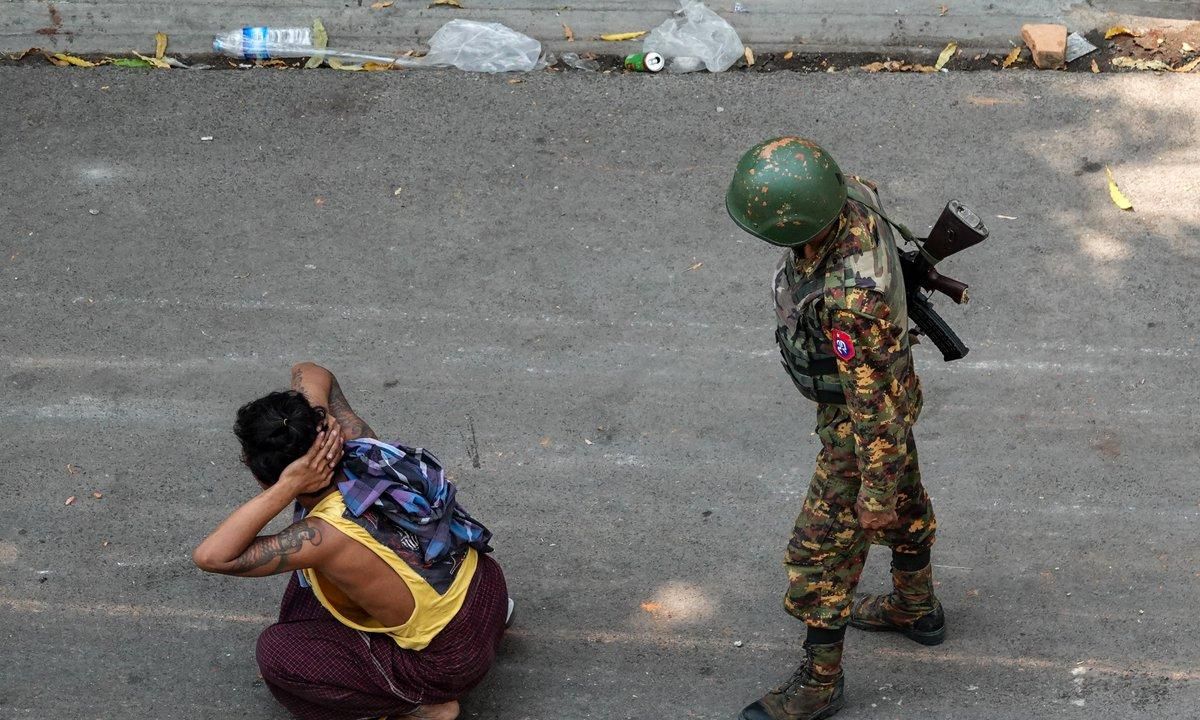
xmin=773 ymin=180 xmax=909 ymax=404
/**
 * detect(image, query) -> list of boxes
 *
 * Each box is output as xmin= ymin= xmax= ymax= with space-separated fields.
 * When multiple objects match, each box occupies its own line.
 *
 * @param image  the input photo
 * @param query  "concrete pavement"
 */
xmin=2 ymin=0 xmax=1198 ymax=56
xmin=2 ymin=66 xmax=1200 ymax=719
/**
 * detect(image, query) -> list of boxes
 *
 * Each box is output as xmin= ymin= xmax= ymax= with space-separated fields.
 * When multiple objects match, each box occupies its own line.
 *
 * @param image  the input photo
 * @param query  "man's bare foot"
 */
xmin=406 ymin=700 xmax=459 ymax=720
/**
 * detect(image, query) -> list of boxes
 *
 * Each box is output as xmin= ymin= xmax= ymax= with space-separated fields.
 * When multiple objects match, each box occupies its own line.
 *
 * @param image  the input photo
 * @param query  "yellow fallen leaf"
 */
xmin=65 ymin=496 xmax=77 ymax=506
xmin=362 ymin=61 xmax=396 ymax=71
xmin=507 ymin=77 xmax=524 ymax=84
xmin=1105 ymin=166 xmax=1133 ymax=211
xmin=1090 ymin=58 xmax=1100 ymax=73
xmin=687 ymin=261 xmax=703 ymax=271
xmin=934 ymin=41 xmax=957 ymax=70
xmin=52 ymin=52 xmax=96 ymax=68
xmin=430 ymin=0 xmax=462 ymax=6
xmin=1112 ymin=56 xmax=1171 ymax=71
xmin=563 ymin=23 xmax=574 ymax=41
xmin=600 ymin=31 xmax=647 ymax=41
xmin=1104 ymin=25 xmax=1138 ymax=39
xmin=134 ymin=51 xmax=170 ymax=69
xmin=744 ymin=46 xmax=755 ymax=66
xmin=1001 ymin=47 xmax=1021 ymax=68
xmin=783 ymin=50 xmax=794 ymax=60
xmin=328 ymin=57 xmax=364 ymax=71
xmin=305 ymin=18 xmax=328 ymax=69
xmin=370 ymin=1 xmax=394 ymax=7
xmin=155 ymin=32 xmax=167 ymax=60
xmin=1176 ymin=57 xmax=1200 ymax=73
xmin=861 ymin=61 xmax=886 ymax=72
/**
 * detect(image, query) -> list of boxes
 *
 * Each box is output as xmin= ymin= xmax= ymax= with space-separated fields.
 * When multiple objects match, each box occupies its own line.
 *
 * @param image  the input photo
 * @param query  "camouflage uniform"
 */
xmin=774 ymin=178 xmax=936 ymax=630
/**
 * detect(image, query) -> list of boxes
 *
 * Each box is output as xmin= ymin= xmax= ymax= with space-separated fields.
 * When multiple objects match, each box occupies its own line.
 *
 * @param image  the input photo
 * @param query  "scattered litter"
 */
xmin=539 ymin=437 xmax=551 ymax=448
xmin=393 ymin=187 xmax=403 ymax=195
xmin=1105 ymin=166 xmax=1133 ymax=211
xmin=966 ymin=685 xmax=979 ymax=691
xmin=66 ymin=464 xmax=83 ymax=475
xmin=65 ymin=496 xmax=76 ymax=506
xmin=783 ymin=50 xmax=793 ymax=60
xmin=370 ymin=1 xmax=394 ymax=8
xmin=1090 ymin=58 xmax=1100 ymax=73
xmin=507 ymin=77 xmax=523 ymax=84
xmin=995 ymin=214 xmax=1017 ymax=220
xmin=938 ymin=4 xmax=949 ymax=15
xmin=92 ymin=491 xmax=103 ymax=499
xmin=562 ymin=23 xmax=574 ymax=41
xmin=1112 ymin=56 xmax=1172 ymax=71
xmin=561 ymin=52 xmax=600 ymax=71
xmin=1001 ymin=47 xmax=1022 ymax=68
xmin=155 ymin=32 xmax=168 ymax=60
xmin=934 ymin=41 xmax=957 ymax=70
xmin=861 ymin=60 xmax=936 ymax=73
xmin=429 ymin=0 xmax=463 ymax=6
xmin=624 ymin=51 xmax=664 ymax=72
xmin=1105 ymin=26 xmax=1138 ymax=39
xmin=734 ymin=640 xmax=744 ymax=647
xmin=668 ymin=56 xmax=705 ymax=73
xmin=1071 ymin=699 xmax=1086 ymax=707
xmin=584 ymin=439 xmax=593 ymax=445
xmin=644 ymin=0 xmax=744 ymax=72
xmin=601 ymin=31 xmax=648 ymax=42
xmin=743 ymin=46 xmax=755 ymax=66
xmin=687 ymin=261 xmax=703 ymax=271
xmin=716 ymin=105 xmax=724 ymax=112
xmin=216 ymin=20 xmax=545 ymax=73
xmin=732 ymin=2 xmax=750 ymax=12
xmin=88 ymin=209 xmax=99 ymax=215
xmin=200 ymin=135 xmax=214 ymax=141
xmin=1064 ymin=32 xmax=1097 ymax=62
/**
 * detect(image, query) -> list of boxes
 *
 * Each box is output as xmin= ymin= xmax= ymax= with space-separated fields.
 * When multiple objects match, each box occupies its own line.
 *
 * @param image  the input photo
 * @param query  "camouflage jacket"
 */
xmin=774 ymin=177 xmax=923 ymax=512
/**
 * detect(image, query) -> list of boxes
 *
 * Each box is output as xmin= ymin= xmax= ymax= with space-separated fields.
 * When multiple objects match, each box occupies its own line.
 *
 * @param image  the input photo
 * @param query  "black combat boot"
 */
xmin=739 ymin=640 xmax=845 ymax=720
xmin=848 ymin=557 xmax=945 ymax=646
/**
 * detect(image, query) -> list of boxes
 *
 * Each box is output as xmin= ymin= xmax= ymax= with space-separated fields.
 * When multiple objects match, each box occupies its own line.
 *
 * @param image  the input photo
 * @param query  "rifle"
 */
xmin=896 ymin=201 xmax=989 ymax=362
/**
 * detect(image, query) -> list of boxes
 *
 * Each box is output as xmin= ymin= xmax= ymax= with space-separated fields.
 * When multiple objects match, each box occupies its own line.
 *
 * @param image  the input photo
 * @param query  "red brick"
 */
xmin=1021 ymin=23 xmax=1068 ymax=69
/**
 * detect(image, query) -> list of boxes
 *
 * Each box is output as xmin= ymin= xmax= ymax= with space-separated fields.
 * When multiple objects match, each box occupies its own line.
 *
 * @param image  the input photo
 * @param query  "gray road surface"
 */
xmin=1 ymin=66 xmax=1199 ymax=720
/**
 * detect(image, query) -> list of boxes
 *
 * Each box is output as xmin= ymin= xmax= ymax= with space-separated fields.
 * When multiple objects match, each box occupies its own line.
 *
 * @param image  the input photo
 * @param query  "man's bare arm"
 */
xmin=328 ymin=375 xmax=377 ymax=440
xmin=220 ymin=519 xmax=329 ymax=577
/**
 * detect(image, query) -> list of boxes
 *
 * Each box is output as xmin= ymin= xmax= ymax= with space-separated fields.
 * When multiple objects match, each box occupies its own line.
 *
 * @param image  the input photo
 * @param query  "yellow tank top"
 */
xmin=302 ymin=491 xmax=478 ymax=650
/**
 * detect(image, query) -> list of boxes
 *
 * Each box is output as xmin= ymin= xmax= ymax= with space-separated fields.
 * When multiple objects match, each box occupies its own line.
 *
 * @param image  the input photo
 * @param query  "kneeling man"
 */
xmin=193 ymin=362 xmax=508 ymax=720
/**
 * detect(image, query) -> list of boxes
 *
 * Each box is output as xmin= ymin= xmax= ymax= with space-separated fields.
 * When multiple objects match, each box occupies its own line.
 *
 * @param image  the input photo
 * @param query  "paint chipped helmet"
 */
xmin=725 ymin=137 xmax=848 ymax=247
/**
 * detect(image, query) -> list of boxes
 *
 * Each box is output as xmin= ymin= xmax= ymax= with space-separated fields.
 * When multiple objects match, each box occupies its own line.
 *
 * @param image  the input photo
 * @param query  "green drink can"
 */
xmin=624 ymin=51 xmax=665 ymax=73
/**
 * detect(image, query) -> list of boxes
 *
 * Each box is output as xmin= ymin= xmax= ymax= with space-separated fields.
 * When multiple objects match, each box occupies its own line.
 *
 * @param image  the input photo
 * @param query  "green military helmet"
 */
xmin=725 ymin=137 xmax=848 ymax=247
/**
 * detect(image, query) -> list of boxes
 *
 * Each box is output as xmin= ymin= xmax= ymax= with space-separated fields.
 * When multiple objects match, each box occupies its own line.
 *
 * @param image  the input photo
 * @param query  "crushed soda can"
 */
xmin=624 ymin=51 xmax=665 ymax=73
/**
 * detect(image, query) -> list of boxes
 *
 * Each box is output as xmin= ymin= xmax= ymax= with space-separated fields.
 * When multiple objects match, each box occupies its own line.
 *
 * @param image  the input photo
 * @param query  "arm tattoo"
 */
xmin=328 ymin=377 xmax=377 ymax=440
xmin=230 ymin=520 xmax=323 ymax=574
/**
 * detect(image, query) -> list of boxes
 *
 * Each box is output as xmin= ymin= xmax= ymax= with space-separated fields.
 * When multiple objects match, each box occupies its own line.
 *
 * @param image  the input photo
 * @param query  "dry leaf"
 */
xmin=743 ymin=46 xmax=755 ymax=66
xmin=507 ymin=77 xmax=524 ymax=84
xmin=66 ymin=464 xmax=82 ymax=475
xmin=600 ymin=31 xmax=647 ymax=41
xmin=370 ymin=1 xmax=394 ymax=7
xmin=393 ymin=187 xmax=403 ymax=195
xmin=430 ymin=0 xmax=462 ymax=7
xmin=934 ymin=41 xmax=957 ymax=70
xmin=155 ymin=32 xmax=168 ymax=59
xmin=640 ymin=601 xmax=662 ymax=613
xmin=783 ymin=50 xmax=794 ymax=60
xmin=938 ymin=4 xmax=949 ymax=16
xmin=1002 ymin=47 xmax=1021 ymax=68
xmin=134 ymin=51 xmax=170 ymax=69
xmin=44 ymin=52 xmax=70 ymax=67
xmin=687 ymin=261 xmax=703 ymax=271
xmin=362 ymin=61 xmax=396 ymax=71
xmin=563 ymin=23 xmax=574 ymax=41
xmin=1090 ymin=58 xmax=1100 ymax=73
xmin=1176 ymin=57 xmax=1200 ymax=73
xmin=1105 ymin=166 xmax=1133 ymax=211
xmin=539 ymin=437 xmax=551 ymax=448
xmin=1112 ymin=56 xmax=1171 ymax=71
xmin=966 ymin=588 xmax=980 ymax=597
xmin=52 ymin=52 xmax=96 ymax=67
xmin=305 ymin=18 xmax=328 ymax=69
xmin=92 ymin=491 xmax=103 ymax=499
xmin=1104 ymin=25 xmax=1138 ymax=39
xmin=65 ymin=496 xmax=77 ymax=506
xmin=328 ymin=57 xmax=365 ymax=71
xmin=584 ymin=438 xmax=593 ymax=445
xmin=1183 ymin=42 xmax=1194 ymax=53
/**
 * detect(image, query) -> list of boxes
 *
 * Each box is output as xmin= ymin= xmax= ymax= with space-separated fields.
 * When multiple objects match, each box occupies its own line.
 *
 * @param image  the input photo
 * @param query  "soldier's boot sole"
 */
xmin=849 ymin=601 xmax=946 ymax=646
xmin=737 ymin=683 xmax=845 ymax=720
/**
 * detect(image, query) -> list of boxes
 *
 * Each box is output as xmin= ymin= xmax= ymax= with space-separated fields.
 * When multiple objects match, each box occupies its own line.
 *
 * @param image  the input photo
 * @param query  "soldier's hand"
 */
xmin=855 ymin=498 xmax=899 ymax=530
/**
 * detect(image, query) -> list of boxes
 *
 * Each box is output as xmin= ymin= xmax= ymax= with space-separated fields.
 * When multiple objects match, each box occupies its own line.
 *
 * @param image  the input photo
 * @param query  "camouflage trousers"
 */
xmin=783 ymin=403 xmax=936 ymax=629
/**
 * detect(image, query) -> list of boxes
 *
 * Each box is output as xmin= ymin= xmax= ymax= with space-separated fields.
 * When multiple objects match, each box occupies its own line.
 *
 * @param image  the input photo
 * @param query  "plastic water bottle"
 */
xmin=213 ymin=27 xmax=314 ymax=60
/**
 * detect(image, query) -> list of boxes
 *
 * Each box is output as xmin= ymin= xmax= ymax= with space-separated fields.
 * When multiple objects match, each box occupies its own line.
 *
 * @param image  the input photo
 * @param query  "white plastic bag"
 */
xmin=643 ymin=0 xmax=744 ymax=73
xmin=420 ymin=19 xmax=543 ymax=72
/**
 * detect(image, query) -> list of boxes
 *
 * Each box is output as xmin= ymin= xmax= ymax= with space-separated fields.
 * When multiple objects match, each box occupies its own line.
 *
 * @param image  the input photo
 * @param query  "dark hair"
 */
xmin=233 ymin=391 xmax=326 ymax=485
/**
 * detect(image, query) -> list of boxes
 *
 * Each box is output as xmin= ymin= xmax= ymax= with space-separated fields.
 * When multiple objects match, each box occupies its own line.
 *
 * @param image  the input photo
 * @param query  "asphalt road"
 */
xmin=1 ymin=66 xmax=1198 ymax=720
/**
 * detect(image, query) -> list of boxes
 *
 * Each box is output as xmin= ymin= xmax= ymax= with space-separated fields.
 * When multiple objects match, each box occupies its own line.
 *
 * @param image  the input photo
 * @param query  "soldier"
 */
xmin=726 ymin=137 xmax=945 ymax=720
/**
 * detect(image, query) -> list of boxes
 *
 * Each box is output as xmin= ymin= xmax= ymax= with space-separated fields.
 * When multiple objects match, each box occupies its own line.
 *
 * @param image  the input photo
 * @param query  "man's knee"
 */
xmin=256 ymin=625 xmax=292 ymax=682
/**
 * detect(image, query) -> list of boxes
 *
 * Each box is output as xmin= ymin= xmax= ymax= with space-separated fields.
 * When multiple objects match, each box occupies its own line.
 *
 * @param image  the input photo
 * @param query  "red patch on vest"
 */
xmin=831 ymin=329 xmax=855 ymax=361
